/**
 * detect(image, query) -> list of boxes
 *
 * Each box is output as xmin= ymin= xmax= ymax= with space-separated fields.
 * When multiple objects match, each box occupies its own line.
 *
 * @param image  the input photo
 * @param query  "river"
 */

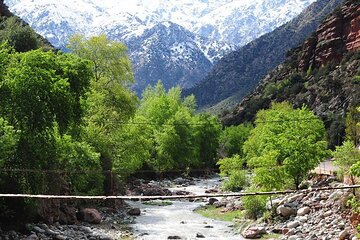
xmin=128 ymin=176 xmax=244 ymax=240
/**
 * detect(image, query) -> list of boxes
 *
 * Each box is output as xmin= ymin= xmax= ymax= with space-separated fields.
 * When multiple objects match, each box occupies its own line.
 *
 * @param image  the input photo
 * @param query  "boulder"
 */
xmin=276 ymin=205 xmax=296 ymax=217
xmin=266 ymin=198 xmax=282 ymax=210
xmin=287 ymin=220 xmax=300 ymax=229
xmin=127 ymin=208 xmax=141 ymax=216
xmin=339 ymin=230 xmax=349 ymax=240
xmin=77 ymin=208 xmax=102 ymax=224
xmin=297 ymin=206 xmax=311 ymax=216
xmin=242 ymin=226 xmax=266 ymax=239
xmin=196 ymin=233 xmax=205 ymax=238
xmin=208 ymin=198 xmax=219 ymax=205
xmin=242 ymin=229 xmax=261 ymax=239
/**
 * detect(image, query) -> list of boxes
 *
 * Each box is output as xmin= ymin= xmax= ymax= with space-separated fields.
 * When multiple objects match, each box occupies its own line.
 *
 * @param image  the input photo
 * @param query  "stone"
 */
xmin=33 ymin=226 xmax=45 ymax=234
xmin=99 ymin=235 xmax=113 ymax=240
xmin=77 ymin=208 xmax=102 ymax=224
xmin=339 ymin=230 xmax=349 ymax=240
xmin=297 ymin=216 xmax=308 ymax=223
xmin=54 ymin=235 xmax=66 ymax=240
xmin=208 ymin=198 xmax=219 ymax=205
xmin=297 ymin=206 xmax=311 ymax=216
xmin=204 ymin=226 xmax=213 ymax=228
xmin=168 ymin=236 xmax=181 ymax=239
xmin=242 ymin=229 xmax=261 ymax=239
xmin=196 ymin=233 xmax=205 ymax=238
xmin=287 ymin=236 xmax=300 ymax=240
xmin=266 ymin=198 xmax=282 ymax=210
xmin=323 ymin=210 xmax=332 ymax=217
xmin=25 ymin=234 xmax=39 ymax=240
xmin=127 ymin=208 xmax=141 ymax=216
xmin=276 ymin=205 xmax=296 ymax=217
xmin=44 ymin=229 xmax=57 ymax=236
xmin=287 ymin=220 xmax=300 ymax=229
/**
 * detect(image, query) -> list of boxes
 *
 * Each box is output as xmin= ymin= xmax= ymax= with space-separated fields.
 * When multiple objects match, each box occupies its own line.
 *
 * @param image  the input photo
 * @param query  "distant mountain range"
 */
xmin=185 ymin=0 xmax=344 ymax=112
xmin=4 ymin=0 xmax=316 ymax=94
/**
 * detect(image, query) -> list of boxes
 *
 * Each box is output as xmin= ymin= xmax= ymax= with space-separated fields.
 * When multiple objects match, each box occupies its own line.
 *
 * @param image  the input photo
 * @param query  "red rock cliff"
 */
xmin=299 ymin=1 xmax=360 ymax=71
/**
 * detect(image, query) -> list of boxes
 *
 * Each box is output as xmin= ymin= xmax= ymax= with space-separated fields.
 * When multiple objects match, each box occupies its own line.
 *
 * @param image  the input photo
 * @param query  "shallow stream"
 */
xmin=128 ymin=176 xmax=244 ymax=240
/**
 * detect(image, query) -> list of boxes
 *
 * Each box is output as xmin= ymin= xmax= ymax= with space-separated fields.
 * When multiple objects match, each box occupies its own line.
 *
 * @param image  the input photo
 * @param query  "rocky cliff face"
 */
xmin=184 ymin=0 xmax=343 ymax=111
xmin=223 ymin=0 xmax=360 ymax=148
xmin=299 ymin=1 xmax=360 ymax=71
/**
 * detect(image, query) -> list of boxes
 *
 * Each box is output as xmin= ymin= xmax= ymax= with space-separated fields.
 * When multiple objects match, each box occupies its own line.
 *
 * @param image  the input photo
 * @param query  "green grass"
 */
xmin=194 ymin=205 xmax=245 ymax=222
xmin=143 ymin=200 xmax=173 ymax=206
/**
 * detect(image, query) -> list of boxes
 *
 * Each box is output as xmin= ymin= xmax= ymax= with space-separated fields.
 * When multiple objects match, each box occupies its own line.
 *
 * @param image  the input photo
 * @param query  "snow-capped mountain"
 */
xmin=4 ymin=0 xmax=316 ymax=94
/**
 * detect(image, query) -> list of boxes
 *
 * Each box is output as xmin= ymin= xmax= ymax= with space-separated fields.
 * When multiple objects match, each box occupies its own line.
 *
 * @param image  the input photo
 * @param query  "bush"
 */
xmin=242 ymin=188 xmax=267 ymax=219
xmin=222 ymin=170 xmax=248 ymax=191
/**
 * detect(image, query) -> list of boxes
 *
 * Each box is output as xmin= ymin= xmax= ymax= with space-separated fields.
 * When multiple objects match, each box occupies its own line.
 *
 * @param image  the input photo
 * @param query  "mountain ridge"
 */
xmin=5 ymin=0 xmax=316 ymax=94
xmin=184 ymin=0 xmax=344 ymax=111
xmin=223 ymin=0 xmax=360 ymax=148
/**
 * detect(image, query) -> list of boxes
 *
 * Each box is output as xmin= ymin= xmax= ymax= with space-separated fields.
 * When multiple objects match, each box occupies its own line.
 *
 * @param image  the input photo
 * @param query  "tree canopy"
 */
xmin=244 ymin=102 xmax=329 ymax=190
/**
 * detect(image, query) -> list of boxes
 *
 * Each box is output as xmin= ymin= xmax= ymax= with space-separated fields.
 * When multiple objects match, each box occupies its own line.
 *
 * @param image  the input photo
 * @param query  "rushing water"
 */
xmin=128 ymin=176 xmax=244 ymax=240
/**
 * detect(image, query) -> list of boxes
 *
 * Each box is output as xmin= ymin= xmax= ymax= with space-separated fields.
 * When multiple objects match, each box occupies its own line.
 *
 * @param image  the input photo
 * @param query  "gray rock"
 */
xmin=323 ymin=210 xmax=332 ymax=217
xmin=45 ymin=229 xmax=57 ymax=236
xmin=196 ymin=232 xmax=205 ymax=238
xmin=297 ymin=206 xmax=311 ymax=216
xmin=25 ymin=234 xmax=38 ymax=240
xmin=77 ymin=208 xmax=102 ymax=224
xmin=128 ymin=208 xmax=141 ymax=216
xmin=32 ymin=226 xmax=45 ymax=234
xmin=99 ymin=235 xmax=113 ymax=240
xmin=287 ymin=220 xmax=300 ymax=228
xmin=339 ymin=230 xmax=349 ymax=240
xmin=277 ymin=206 xmax=296 ymax=217
xmin=208 ymin=198 xmax=218 ymax=205
xmin=54 ymin=235 xmax=66 ymax=240
xmin=168 ymin=236 xmax=182 ymax=239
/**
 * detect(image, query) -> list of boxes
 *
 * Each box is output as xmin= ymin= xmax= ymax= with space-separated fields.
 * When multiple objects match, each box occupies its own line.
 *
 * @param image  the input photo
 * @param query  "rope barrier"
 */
xmin=0 ymin=185 xmax=358 ymax=200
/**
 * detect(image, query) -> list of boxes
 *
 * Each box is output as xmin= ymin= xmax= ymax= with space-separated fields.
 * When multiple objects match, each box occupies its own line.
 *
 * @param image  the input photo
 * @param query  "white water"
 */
xmin=128 ymin=176 xmax=244 ymax=240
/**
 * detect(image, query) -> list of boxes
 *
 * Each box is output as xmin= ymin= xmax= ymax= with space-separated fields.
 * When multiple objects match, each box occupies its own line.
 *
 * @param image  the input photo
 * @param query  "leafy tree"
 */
xmin=334 ymin=141 xmax=360 ymax=184
xmin=68 ymin=35 xmax=137 ymax=195
xmin=0 ymin=45 xmax=93 ymax=222
xmin=0 ymin=118 xmax=19 ymax=167
xmin=244 ymin=102 xmax=329 ymax=190
xmin=217 ymin=155 xmax=248 ymax=191
xmin=55 ymin=133 xmax=103 ymax=195
xmin=194 ymin=113 xmax=221 ymax=169
xmin=219 ymin=124 xmax=253 ymax=158
xmin=0 ymin=17 xmax=41 ymax=52
xmin=135 ymin=81 xmax=222 ymax=174
xmin=345 ymin=107 xmax=360 ymax=147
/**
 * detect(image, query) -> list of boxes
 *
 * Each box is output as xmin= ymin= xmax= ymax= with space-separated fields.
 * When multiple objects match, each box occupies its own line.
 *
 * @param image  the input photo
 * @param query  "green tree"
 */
xmin=219 ymin=124 xmax=253 ymax=158
xmin=0 ymin=46 xmax=93 ymax=222
xmin=194 ymin=114 xmax=221 ymax=169
xmin=0 ymin=118 xmax=19 ymax=167
xmin=334 ymin=141 xmax=360 ymax=184
xmin=244 ymin=102 xmax=329 ymax=190
xmin=345 ymin=107 xmax=360 ymax=147
xmin=0 ymin=17 xmax=41 ymax=52
xmin=134 ymin=81 xmax=222 ymax=174
xmin=68 ymin=35 xmax=137 ymax=195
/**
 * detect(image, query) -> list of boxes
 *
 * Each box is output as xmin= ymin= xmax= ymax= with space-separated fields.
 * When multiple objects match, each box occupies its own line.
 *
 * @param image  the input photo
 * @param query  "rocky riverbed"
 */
xmin=238 ymin=176 xmax=359 ymax=239
xmin=1 ymin=175 xmax=358 ymax=240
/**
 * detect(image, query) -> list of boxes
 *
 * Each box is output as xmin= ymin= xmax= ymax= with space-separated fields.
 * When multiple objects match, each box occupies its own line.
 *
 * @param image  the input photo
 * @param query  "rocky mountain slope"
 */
xmin=4 ymin=0 xmax=316 ymax=95
xmin=223 ymin=0 xmax=360 ymax=148
xmin=185 ymin=0 xmax=343 ymax=111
